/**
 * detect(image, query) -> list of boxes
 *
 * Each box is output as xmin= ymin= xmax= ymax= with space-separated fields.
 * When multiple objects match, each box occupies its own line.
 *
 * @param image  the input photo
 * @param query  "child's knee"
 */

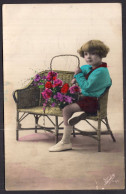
xmin=63 ymin=106 xmax=69 ymax=115
xmin=63 ymin=104 xmax=72 ymax=115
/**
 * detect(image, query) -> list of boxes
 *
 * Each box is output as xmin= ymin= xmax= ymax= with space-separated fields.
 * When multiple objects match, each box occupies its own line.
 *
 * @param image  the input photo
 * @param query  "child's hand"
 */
xmin=74 ymin=67 xmax=82 ymax=75
xmin=71 ymin=78 xmax=76 ymax=85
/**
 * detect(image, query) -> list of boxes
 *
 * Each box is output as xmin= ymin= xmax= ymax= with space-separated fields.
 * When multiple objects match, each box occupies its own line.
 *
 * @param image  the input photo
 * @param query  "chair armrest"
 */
xmin=13 ymin=86 xmax=40 ymax=109
xmin=13 ymin=71 xmax=47 ymax=109
xmin=13 ymin=90 xmax=18 ymax=103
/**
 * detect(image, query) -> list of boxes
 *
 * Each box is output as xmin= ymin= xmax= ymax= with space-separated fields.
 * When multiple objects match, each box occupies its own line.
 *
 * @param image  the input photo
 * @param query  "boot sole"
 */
xmin=69 ymin=113 xmax=87 ymax=126
xmin=49 ymin=148 xmax=72 ymax=152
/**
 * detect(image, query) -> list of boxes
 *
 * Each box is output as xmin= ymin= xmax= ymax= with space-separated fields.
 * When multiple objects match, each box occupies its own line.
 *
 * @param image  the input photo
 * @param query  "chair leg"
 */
xmin=35 ymin=115 xmax=39 ymax=133
xmin=97 ymin=119 xmax=101 ymax=152
xmin=55 ymin=116 xmax=59 ymax=143
xmin=105 ymin=117 xmax=116 ymax=142
xmin=16 ymin=111 xmax=19 ymax=141
xmin=16 ymin=129 xmax=19 ymax=141
xmin=73 ymin=128 xmax=76 ymax=137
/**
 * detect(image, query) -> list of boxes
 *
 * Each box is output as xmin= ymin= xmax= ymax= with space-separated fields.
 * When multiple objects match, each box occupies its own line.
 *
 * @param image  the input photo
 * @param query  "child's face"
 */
xmin=84 ymin=51 xmax=102 ymax=67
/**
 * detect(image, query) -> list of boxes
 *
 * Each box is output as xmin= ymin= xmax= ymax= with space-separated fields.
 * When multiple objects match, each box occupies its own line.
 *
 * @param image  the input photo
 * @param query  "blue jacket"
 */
xmin=74 ymin=64 xmax=112 ymax=97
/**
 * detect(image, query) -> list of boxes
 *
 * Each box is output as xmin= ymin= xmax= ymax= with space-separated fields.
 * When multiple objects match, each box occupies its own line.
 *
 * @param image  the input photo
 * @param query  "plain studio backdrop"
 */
xmin=3 ymin=3 xmax=124 ymax=190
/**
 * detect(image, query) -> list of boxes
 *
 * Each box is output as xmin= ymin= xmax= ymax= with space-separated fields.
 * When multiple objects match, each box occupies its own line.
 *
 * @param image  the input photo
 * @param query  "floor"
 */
xmin=5 ymin=105 xmax=125 ymax=190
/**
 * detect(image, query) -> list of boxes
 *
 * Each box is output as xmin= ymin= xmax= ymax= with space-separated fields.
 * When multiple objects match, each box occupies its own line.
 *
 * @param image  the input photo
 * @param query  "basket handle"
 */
xmin=50 ymin=54 xmax=80 ymax=71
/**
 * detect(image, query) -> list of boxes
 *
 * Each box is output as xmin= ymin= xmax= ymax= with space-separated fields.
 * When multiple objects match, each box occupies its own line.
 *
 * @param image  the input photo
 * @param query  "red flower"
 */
xmin=52 ymin=76 xmax=57 ymax=80
xmin=45 ymin=81 xmax=52 ymax=89
xmin=61 ymin=83 xmax=69 ymax=94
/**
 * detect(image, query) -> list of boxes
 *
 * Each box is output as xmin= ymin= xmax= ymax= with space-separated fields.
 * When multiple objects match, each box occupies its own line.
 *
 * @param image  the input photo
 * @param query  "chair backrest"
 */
xmin=39 ymin=70 xmax=74 ymax=85
xmin=98 ymin=87 xmax=110 ymax=118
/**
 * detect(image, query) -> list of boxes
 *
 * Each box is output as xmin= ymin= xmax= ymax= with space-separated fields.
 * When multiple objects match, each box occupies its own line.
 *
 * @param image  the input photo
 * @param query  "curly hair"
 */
xmin=77 ymin=40 xmax=110 ymax=58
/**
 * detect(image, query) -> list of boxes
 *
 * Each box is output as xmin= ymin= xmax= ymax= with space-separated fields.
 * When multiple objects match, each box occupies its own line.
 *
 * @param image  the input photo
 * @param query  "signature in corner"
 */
xmin=103 ymin=174 xmax=119 ymax=185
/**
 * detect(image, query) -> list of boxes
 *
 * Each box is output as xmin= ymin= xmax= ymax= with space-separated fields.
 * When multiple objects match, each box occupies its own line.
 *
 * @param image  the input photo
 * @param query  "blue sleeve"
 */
xmin=80 ymin=65 xmax=89 ymax=76
xmin=74 ymin=69 xmax=110 ymax=92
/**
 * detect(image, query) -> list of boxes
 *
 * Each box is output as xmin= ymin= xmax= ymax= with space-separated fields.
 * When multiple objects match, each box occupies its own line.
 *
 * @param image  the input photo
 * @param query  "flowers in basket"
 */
xmin=33 ymin=71 xmax=80 ymax=110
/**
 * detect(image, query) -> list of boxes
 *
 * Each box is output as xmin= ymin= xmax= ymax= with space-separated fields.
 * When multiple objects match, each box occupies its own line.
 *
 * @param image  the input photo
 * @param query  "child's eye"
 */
xmin=91 ymin=52 xmax=96 ymax=55
xmin=84 ymin=52 xmax=88 ymax=55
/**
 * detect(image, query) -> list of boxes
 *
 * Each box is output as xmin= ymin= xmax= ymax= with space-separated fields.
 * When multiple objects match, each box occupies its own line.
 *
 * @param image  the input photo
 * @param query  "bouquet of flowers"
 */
xmin=32 ymin=71 xmax=80 ymax=110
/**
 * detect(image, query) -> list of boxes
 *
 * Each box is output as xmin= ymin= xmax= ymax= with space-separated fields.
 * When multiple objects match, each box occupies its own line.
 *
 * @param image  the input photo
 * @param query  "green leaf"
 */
xmin=40 ymin=80 xmax=45 ymax=83
xmin=38 ymin=85 xmax=44 ymax=88
xmin=50 ymin=98 xmax=54 ymax=102
xmin=52 ymin=91 xmax=56 ymax=95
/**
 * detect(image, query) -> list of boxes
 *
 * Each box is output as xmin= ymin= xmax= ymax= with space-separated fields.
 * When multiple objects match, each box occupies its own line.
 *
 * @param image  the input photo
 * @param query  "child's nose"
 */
xmin=87 ymin=54 xmax=91 ymax=58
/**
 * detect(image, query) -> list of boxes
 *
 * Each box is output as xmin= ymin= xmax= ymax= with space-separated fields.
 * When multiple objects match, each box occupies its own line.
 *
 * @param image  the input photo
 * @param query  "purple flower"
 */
xmin=42 ymin=76 xmax=47 ymax=79
xmin=51 ymin=102 xmax=56 ymax=107
xmin=34 ymin=74 xmax=41 ymax=82
xmin=56 ymin=92 xmax=64 ymax=102
xmin=53 ymin=95 xmax=56 ymax=98
xmin=63 ymin=95 xmax=73 ymax=103
xmin=53 ymin=92 xmax=64 ymax=102
xmin=38 ymin=83 xmax=44 ymax=85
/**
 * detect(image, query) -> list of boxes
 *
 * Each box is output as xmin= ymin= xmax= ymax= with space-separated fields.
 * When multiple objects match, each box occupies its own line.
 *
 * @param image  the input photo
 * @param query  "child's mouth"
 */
xmin=88 ymin=61 xmax=92 ymax=63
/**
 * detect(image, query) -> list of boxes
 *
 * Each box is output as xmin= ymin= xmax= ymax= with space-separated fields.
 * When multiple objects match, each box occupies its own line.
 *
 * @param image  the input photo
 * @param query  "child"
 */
xmin=49 ymin=40 xmax=112 ymax=152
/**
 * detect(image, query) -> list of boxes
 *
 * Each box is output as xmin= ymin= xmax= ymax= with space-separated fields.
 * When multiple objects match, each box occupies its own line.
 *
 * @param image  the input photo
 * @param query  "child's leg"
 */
xmin=62 ymin=103 xmax=81 ymax=126
xmin=49 ymin=103 xmax=81 ymax=152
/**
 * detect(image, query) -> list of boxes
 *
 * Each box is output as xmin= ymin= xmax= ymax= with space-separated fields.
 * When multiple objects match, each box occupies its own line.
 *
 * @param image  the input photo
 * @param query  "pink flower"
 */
xmin=69 ymin=85 xmax=80 ymax=94
xmin=41 ymin=88 xmax=52 ymax=99
xmin=53 ymin=79 xmax=63 ymax=87
xmin=43 ymin=103 xmax=47 ymax=106
xmin=46 ymin=71 xmax=57 ymax=81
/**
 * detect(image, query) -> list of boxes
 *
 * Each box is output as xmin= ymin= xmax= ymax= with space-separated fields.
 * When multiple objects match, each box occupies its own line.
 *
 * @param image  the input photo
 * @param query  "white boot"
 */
xmin=49 ymin=125 xmax=73 ymax=152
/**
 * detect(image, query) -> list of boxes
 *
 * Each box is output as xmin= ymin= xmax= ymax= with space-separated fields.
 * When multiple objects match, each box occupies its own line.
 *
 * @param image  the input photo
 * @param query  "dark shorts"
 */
xmin=76 ymin=96 xmax=98 ymax=114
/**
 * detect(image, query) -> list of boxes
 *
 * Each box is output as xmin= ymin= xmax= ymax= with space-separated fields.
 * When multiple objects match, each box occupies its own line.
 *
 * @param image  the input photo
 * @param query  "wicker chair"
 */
xmin=71 ymin=87 xmax=116 ymax=152
xmin=13 ymin=54 xmax=116 ymax=152
xmin=13 ymin=55 xmax=80 ymax=142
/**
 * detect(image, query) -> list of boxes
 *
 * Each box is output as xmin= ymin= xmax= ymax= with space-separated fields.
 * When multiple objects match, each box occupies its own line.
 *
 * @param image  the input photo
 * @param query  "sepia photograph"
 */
xmin=2 ymin=3 xmax=125 ymax=190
